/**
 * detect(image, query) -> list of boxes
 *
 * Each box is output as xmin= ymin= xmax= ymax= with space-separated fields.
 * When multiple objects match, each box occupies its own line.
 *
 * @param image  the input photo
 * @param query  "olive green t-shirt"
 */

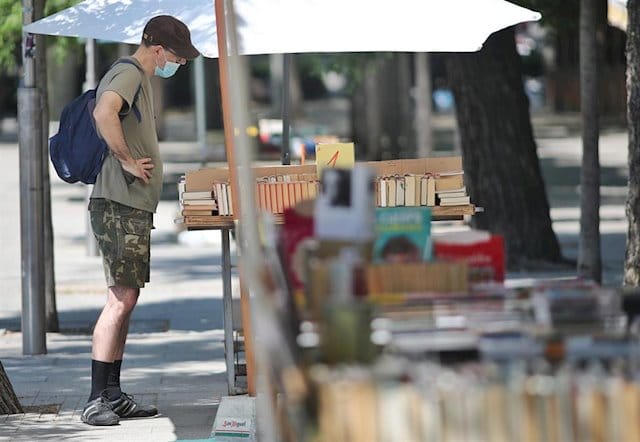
xmin=91 ymin=57 xmax=162 ymax=213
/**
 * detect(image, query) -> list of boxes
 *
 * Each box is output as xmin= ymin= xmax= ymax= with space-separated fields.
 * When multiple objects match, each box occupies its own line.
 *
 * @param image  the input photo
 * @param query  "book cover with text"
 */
xmin=373 ymin=207 xmax=432 ymax=263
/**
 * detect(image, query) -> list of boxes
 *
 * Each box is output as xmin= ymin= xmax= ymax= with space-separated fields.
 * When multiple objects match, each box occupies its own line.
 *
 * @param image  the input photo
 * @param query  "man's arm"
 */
xmin=93 ymin=90 xmax=153 ymax=184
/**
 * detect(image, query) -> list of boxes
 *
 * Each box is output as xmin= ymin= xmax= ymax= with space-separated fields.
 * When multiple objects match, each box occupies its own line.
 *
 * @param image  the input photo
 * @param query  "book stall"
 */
xmin=177 ymin=146 xmax=640 ymax=441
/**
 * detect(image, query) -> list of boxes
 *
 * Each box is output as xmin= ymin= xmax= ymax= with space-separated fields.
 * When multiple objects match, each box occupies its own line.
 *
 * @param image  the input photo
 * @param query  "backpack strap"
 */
xmin=111 ymin=58 xmax=144 ymax=123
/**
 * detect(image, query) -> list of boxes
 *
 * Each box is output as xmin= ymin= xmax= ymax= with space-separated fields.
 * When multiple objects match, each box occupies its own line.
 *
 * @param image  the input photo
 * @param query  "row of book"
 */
xmin=311 ymin=361 xmax=640 ymax=442
xmin=178 ymin=173 xmax=321 ymax=219
xmin=256 ymin=177 xmax=319 ymax=214
xmin=375 ymin=172 xmax=470 ymax=207
xmin=177 ymin=171 xmax=473 ymax=224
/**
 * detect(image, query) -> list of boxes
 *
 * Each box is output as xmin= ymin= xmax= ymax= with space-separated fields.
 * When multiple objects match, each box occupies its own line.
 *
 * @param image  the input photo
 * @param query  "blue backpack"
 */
xmin=50 ymin=59 xmax=143 ymax=184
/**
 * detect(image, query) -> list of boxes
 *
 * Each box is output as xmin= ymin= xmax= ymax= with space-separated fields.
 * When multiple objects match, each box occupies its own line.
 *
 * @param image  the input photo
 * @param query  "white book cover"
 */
xmin=227 ymin=184 xmax=234 ymax=216
xmin=436 ymin=190 xmax=467 ymax=198
xmin=180 ymin=190 xmax=213 ymax=200
xmin=420 ymin=176 xmax=428 ymax=206
xmin=395 ymin=175 xmax=405 ymax=207
xmin=380 ymin=177 xmax=388 ymax=207
xmin=439 ymin=195 xmax=470 ymax=206
xmin=314 ymin=166 xmax=376 ymax=241
xmin=427 ymin=177 xmax=436 ymax=207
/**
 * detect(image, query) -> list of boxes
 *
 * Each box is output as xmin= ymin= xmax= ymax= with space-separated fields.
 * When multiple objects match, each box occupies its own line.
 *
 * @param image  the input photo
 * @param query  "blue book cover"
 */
xmin=373 ymin=207 xmax=432 ymax=263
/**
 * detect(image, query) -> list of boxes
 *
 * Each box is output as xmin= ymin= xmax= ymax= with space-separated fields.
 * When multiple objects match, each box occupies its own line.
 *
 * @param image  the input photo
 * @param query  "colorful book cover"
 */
xmin=373 ymin=207 xmax=432 ymax=263
xmin=433 ymin=230 xmax=505 ymax=282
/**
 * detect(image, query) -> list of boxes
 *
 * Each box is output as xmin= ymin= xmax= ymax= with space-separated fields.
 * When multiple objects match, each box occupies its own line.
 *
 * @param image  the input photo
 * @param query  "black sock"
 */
xmin=105 ymin=359 xmax=123 ymax=400
xmin=89 ymin=360 xmax=113 ymax=401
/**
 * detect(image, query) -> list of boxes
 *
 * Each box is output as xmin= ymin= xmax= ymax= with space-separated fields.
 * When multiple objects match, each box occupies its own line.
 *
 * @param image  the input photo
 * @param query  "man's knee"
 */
xmin=108 ymin=285 xmax=139 ymax=315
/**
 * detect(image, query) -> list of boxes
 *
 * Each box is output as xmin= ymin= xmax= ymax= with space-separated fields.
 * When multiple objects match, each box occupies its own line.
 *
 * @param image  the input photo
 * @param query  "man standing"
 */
xmin=81 ymin=15 xmax=199 ymax=426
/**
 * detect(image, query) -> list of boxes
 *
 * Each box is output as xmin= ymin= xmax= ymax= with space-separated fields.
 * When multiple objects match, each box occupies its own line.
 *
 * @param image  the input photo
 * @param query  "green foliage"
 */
xmin=0 ymin=0 xmax=81 ymax=71
xmin=511 ymin=0 xmax=580 ymax=34
xmin=0 ymin=0 xmax=23 ymax=71
xmin=298 ymin=52 xmax=392 ymax=93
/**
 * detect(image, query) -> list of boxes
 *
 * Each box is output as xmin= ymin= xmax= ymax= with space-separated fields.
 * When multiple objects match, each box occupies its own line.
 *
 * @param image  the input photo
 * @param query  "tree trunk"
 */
xmin=35 ymin=0 xmax=59 ymax=332
xmin=625 ymin=0 xmax=640 ymax=285
xmin=578 ymin=0 xmax=602 ymax=283
xmin=287 ymin=55 xmax=304 ymax=120
xmin=447 ymin=27 xmax=563 ymax=269
xmin=351 ymin=54 xmax=415 ymax=160
xmin=415 ymin=52 xmax=433 ymax=158
xmin=0 ymin=361 xmax=23 ymax=414
xmin=351 ymin=58 xmax=382 ymax=160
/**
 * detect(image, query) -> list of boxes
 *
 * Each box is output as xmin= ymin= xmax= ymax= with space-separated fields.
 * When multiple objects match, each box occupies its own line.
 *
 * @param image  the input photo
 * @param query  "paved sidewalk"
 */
xmin=0 ymin=139 xmax=239 ymax=441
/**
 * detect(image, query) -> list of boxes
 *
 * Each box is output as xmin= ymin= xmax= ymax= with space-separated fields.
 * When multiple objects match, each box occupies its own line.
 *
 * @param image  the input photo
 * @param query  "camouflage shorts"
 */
xmin=89 ymin=198 xmax=153 ymax=289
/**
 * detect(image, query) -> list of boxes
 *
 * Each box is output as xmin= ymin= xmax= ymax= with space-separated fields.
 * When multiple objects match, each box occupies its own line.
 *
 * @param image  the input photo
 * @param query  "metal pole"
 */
xmin=194 ymin=56 xmax=208 ymax=165
xmin=19 ymin=0 xmax=46 ymax=355
xmin=19 ymin=89 xmax=46 ymax=355
xmin=221 ymin=228 xmax=236 ymax=395
xmin=280 ymin=54 xmax=291 ymax=165
xmin=84 ymin=38 xmax=99 ymax=257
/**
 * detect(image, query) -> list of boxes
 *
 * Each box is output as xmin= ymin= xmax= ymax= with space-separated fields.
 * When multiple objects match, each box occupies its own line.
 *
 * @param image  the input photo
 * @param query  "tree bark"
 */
xmin=351 ymin=58 xmax=382 ymax=160
xmin=447 ymin=27 xmax=563 ymax=269
xmin=625 ymin=0 xmax=640 ymax=285
xmin=578 ymin=0 xmax=602 ymax=283
xmin=0 ymin=361 xmax=23 ymax=414
xmin=415 ymin=52 xmax=433 ymax=158
xmin=351 ymin=54 xmax=415 ymax=160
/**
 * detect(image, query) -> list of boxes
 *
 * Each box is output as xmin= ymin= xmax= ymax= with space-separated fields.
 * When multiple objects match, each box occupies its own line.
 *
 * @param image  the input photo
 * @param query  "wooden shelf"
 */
xmin=180 ymin=216 xmax=235 ymax=229
xmin=179 ymin=206 xmax=474 ymax=229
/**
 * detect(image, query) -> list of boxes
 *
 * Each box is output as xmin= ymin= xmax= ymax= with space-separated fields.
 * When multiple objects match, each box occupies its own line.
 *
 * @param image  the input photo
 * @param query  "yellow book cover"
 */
xmin=435 ymin=174 xmax=464 ymax=191
xmin=315 ymin=142 xmax=355 ymax=177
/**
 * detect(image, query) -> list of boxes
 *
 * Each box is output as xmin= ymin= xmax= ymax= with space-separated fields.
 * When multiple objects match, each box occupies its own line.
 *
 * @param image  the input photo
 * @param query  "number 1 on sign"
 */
xmin=326 ymin=150 xmax=340 ymax=167
xmin=315 ymin=142 xmax=355 ymax=176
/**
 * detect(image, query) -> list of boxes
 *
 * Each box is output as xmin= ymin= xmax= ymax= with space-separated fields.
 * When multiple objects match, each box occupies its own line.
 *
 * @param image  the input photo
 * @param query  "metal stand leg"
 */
xmin=221 ymin=227 xmax=236 ymax=395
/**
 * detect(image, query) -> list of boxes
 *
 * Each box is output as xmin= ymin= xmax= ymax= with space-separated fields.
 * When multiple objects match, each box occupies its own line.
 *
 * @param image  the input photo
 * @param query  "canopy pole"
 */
xmin=280 ymin=53 xmax=291 ymax=165
xmin=214 ymin=0 xmax=256 ymax=396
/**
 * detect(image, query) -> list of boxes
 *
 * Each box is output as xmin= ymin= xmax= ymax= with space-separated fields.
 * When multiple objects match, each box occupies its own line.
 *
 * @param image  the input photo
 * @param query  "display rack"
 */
xmin=177 ymin=156 xmax=477 ymax=397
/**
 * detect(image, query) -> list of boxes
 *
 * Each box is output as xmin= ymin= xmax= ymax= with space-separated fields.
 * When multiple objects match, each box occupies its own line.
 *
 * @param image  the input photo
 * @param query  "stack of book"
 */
xmin=177 ymin=176 xmax=216 ymax=212
xmin=375 ymin=171 xmax=469 ymax=208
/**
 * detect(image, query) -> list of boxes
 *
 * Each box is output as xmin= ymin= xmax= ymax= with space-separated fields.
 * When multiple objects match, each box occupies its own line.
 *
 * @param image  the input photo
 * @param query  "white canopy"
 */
xmin=24 ymin=0 xmax=541 ymax=57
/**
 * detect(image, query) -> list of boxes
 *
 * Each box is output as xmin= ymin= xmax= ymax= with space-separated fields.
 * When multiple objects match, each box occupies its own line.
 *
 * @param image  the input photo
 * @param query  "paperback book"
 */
xmin=372 ymin=206 xmax=432 ymax=263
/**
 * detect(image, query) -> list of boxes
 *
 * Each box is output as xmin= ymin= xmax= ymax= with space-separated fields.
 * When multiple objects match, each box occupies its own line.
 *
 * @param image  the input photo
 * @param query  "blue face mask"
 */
xmin=154 ymin=49 xmax=180 ymax=78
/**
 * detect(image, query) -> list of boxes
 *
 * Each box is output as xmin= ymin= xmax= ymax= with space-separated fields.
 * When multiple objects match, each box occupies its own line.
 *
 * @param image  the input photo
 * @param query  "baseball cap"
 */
xmin=142 ymin=15 xmax=200 ymax=60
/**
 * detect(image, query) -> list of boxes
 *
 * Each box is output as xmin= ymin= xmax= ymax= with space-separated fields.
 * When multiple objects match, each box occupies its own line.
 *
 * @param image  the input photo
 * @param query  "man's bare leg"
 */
xmin=90 ymin=286 xmax=139 ymax=400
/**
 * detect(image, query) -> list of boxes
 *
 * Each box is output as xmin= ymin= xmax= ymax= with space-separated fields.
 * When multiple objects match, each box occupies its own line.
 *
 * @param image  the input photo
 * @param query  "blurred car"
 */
xmin=257 ymin=118 xmax=338 ymax=160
